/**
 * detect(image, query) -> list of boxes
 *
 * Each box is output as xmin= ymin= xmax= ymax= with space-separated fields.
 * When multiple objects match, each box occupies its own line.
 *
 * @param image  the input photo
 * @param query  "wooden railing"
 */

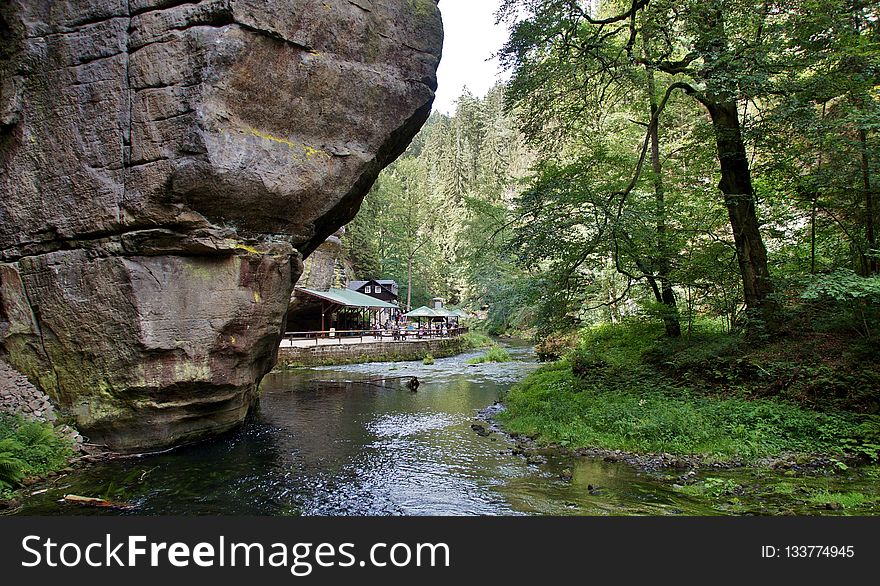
xmin=282 ymin=326 xmax=469 ymax=345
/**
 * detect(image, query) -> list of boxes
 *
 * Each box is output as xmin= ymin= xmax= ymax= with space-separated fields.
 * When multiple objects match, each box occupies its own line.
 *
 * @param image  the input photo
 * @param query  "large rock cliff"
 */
xmin=0 ymin=0 xmax=442 ymax=451
xmin=297 ymin=227 xmax=349 ymax=292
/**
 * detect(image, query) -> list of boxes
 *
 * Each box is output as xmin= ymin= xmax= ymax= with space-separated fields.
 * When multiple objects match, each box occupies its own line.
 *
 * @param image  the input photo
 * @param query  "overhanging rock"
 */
xmin=0 ymin=0 xmax=442 ymax=451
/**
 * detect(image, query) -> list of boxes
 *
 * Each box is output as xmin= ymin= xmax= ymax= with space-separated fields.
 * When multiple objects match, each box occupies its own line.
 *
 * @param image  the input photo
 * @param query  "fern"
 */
xmin=0 ymin=452 xmax=24 ymax=489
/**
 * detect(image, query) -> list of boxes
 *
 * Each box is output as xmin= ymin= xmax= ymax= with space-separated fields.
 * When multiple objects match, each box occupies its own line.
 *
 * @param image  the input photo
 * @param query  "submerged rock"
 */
xmin=0 ymin=0 xmax=442 ymax=451
xmin=471 ymin=423 xmax=490 ymax=437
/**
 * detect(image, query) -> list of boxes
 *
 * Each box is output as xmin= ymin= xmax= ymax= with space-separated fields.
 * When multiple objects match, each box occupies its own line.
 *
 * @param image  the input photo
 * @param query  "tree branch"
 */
xmin=574 ymin=0 xmax=649 ymax=26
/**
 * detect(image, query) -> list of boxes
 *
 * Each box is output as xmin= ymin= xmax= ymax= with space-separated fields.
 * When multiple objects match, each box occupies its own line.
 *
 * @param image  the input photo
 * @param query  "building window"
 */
xmin=365 ymin=286 xmax=372 ymax=293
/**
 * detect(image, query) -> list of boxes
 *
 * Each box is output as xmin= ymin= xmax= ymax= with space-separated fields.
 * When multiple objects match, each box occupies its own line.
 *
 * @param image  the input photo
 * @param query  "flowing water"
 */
xmin=10 ymin=344 xmax=880 ymax=515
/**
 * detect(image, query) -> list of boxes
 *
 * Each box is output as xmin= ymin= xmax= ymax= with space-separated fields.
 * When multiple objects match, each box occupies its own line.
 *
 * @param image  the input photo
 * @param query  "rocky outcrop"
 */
xmin=298 ymin=227 xmax=349 ymax=291
xmin=0 ymin=0 xmax=442 ymax=451
xmin=287 ymin=226 xmax=351 ymax=331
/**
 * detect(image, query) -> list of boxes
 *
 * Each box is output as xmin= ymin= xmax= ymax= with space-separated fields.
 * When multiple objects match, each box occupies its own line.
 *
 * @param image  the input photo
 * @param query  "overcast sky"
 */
xmin=433 ymin=0 xmax=510 ymax=115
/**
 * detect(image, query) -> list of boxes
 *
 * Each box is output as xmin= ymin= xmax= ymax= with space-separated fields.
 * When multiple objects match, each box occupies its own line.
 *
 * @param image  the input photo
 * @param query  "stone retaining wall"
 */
xmin=276 ymin=337 xmax=467 ymax=368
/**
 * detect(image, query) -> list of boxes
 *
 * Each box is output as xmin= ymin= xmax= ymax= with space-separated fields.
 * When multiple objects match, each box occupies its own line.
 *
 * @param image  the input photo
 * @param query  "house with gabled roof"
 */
xmin=348 ymin=279 xmax=399 ymax=304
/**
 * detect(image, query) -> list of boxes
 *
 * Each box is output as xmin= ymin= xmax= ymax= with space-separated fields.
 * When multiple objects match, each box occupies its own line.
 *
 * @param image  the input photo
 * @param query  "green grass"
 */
xmin=498 ymin=318 xmax=880 ymax=462
xmin=498 ymin=360 xmax=864 ymax=462
xmin=808 ymin=490 xmax=873 ymax=508
xmin=772 ymin=481 xmax=797 ymax=495
xmin=0 ymin=415 xmax=75 ymax=499
xmin=467 ymin=345 xmax=512 ymax=364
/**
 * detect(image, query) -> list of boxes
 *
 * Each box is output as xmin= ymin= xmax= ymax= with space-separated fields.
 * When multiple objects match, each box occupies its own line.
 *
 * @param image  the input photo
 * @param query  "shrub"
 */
xmin=422 ymin=353 xmax=435 ymax=365
xmin=569 ymin=345 xmax=608 ymax=378
xmin=467 ymin=345 xmax=512 ymax=364
xmin=534 ymin=330 xmax=579 ymax=362
xmin=0 ymin=415 xmax=75 ymax=495
xmin=0 ymin=452 xmax=24 ymax=491
xmin=800 ymin=269 xmax=880 ymax=338
xmin=460 ymin=331 xmax=493 ymax=349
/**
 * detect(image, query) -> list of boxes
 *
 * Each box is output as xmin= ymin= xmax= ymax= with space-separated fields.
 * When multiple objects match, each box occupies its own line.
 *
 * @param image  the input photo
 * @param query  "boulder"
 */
xmin=0 ymin=0 xmax=442 ymax=450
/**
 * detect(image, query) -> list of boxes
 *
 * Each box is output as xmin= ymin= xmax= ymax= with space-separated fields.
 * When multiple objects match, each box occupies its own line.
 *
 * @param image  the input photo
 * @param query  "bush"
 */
xmin=576 ymin=320 xmax=664 ymax=369
xmin=534 ymin=330 xmax=579 ymax=362
xmin=467 ymin=345 xmax=512 ymax=364
xmin=569 ymin=346 xmax=609 ymax=378
xmin=800 ymin=269 xmax=880 ymax=338
xmin=0 ymin=452 xmax=24 ymax=492
xmin=422 ymin=353 xmax=435 ymax=365
xmin=0 ymin=415 xmax=75 ymax=497
xmin=460 ymin=331 xmax=493 ymax=349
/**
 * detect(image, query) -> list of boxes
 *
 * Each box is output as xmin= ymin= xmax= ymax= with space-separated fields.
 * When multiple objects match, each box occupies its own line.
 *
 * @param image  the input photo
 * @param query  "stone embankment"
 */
xmin=277 ymin=338 xmax=466 ymax=368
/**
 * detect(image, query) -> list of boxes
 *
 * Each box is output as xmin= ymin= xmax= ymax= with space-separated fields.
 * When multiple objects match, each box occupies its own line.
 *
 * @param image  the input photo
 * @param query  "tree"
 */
xmin=345 ymin=87 xmax=533 ymax=316
xmin=499 ymin=0 xmax=786 ymax=328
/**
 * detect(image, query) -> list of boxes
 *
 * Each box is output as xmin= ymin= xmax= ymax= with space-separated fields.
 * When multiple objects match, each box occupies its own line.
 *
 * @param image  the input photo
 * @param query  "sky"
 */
xmin=433 ymin=0 xmax=510 ymax=115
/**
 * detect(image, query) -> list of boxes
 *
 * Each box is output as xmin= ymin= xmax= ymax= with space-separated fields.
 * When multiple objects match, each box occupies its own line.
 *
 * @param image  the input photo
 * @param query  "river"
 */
xmin=11 ymin=343 xmax=879 ymax=515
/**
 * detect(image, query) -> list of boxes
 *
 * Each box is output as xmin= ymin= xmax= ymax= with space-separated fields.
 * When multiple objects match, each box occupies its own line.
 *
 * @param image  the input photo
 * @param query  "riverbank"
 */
xmin=496 ymin=321 xmax=880 ymax=467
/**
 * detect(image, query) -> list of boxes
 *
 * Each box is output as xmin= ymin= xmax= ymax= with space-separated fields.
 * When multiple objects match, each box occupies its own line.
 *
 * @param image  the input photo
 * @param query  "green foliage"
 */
xmin=801 ymin=270 xmax=880 ymax=303
xmin=466 ymin=345 xmax=513 ymax=364
xmin=0 ymin=415 xmax=75 ymax=497
xmin=499 ymin=359 xmax=863 ymax=461
xmin=844 ymin=415 xmax=880 ymax=461
xmin=534 ymin=329 xmax=580 ymax=362
xmin=800 ymin=270 xmax=880 ymax=337
xmin=808 ymin=490 xmax=873 ymax=509
xmin=422 ymin=353 xmax=435 ymax=365
xmin=0 ymin=452 xmax=24 ymax=491
xmin=572 ymin=320 xmax=665 ymax=370
xmin=459 ymin=331 xmax=493 ymax=349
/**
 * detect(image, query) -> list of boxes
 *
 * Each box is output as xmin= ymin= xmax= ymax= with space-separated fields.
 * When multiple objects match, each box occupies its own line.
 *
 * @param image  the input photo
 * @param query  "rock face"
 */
xmin=298 ymin=227 xmax=349 ymax=291
xmin=286 ymin=226 xmax=350 ymax=333
xmin=0 ymin=0 xmax=442 ymax=451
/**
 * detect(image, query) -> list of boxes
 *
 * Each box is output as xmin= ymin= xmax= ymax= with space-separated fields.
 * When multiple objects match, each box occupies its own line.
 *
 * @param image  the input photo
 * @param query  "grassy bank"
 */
xmin=0 ymin=415 xmax=76 ymax=500
xmin=498 ymin=321 xmax=879 ymax=464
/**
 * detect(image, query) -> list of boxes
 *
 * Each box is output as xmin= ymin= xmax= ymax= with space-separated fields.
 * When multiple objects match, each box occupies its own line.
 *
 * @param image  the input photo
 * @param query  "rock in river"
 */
xmin=0 ymin=0 xmax=442 ymax=451
xmin=471 ymin=423 xmax=490 ymax=437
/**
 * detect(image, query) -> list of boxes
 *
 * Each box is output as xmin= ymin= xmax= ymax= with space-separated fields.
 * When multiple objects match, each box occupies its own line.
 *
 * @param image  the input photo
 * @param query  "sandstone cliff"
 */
xmin=297 ymin=227 xmax=350 ymax=292
xmin=0 ymin=0 xmax=442 ymax=450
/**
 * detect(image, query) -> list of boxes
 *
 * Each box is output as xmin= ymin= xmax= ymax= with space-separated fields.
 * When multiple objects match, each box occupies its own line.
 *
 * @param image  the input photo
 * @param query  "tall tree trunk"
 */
xmin=406 ymin=250 xmax=413 ymax=311
xmin=693 ymin=2 xmax=776 ymax=331
xmin=646 ymin=67 xmax=681 ymax=337
xmin=702 ymin=99 xmax=776 ymax=323
xmin=811 ymin=195 xmax=817 ymax=274
xmin=859 ymin=127 xmax=877 ymax=274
